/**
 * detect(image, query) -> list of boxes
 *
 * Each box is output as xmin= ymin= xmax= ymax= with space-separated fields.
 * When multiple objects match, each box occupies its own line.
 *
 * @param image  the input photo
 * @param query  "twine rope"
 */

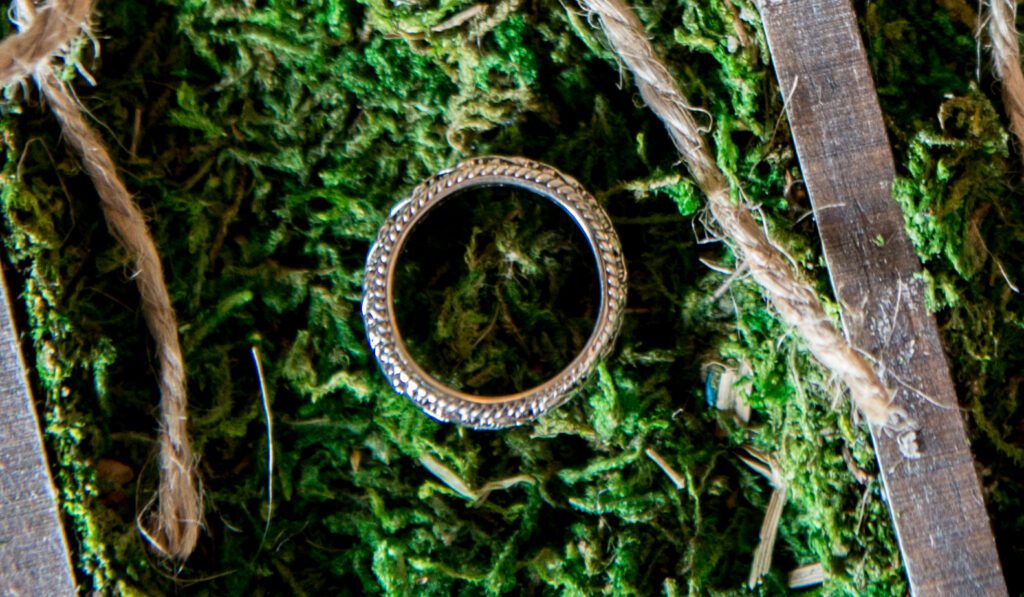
xmin=579 ymin=0 xmax=897 ymax=425
xmin=0 ymin=0 xmax=90 ymax=86
xmin=987 ymin=0 xmax=1024 ymax=160
xmin=6 ymin=0 xmax=200 ymax=559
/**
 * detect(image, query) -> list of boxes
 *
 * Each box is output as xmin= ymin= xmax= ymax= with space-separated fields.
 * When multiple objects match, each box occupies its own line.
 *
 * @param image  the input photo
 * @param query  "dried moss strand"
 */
xmin=987 ymin=0 xmax=1024 ymax=160
xmin=579 ymin=0 xmax=894 ymax=425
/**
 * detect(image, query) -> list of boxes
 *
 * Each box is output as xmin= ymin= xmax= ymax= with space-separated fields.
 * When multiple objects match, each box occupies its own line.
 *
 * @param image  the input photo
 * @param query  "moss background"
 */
xmin=1 ymin=0 xmax=1023 ymax=594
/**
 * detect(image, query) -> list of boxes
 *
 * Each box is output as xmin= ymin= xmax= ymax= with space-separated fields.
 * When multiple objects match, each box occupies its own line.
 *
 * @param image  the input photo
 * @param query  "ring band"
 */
xmin=362 ymin=156 xmax=627 ymax=428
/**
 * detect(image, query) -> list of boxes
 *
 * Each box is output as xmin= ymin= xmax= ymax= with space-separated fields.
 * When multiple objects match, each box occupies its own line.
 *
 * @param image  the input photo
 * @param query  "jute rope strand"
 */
xmin=988 ymin=0 xmax=1024 ymax=159
xmin=0 ymin=0 xmax=91 ymax=86
xmin=6 ymin=0 xmax=200 ymax=559
xmin=579 ymin=0 xmax=896 ymax=425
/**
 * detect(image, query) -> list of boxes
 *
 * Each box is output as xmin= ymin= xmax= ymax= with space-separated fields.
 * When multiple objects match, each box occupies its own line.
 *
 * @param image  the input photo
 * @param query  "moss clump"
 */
xmin=393 ymin=187 xmax=600 ymax=397
xmin=0 ymin=0 xmax=1019 ymax=594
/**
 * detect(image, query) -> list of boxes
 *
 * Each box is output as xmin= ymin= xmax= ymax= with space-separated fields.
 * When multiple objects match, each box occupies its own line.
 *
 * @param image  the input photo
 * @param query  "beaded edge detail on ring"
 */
xmin=362 ymin=156 xmax=627 ymax=429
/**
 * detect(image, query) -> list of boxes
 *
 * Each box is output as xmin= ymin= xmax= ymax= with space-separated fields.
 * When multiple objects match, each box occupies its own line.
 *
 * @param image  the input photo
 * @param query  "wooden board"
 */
xmin=758 ymin=0 xmax=1007 ymax=594
xmin=0 ymin=265 xmax=75 ymax=595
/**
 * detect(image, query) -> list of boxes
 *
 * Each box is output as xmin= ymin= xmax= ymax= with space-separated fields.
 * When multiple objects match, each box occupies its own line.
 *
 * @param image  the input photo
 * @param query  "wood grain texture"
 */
xmin=0 ymin=265 xmax=75 ymax=596
xmin=758 ymin=0 xmax=1007 ymax=594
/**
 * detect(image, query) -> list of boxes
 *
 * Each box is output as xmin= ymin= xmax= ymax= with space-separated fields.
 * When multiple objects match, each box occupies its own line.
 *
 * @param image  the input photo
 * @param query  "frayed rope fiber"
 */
xmin=987 ymin=0 xmax=1024 ymax=160
xmin=579 ymin=0 xmax=898 ymax=426
xmin=0 ymin=0 xmax=90 ymax=86
xmin=5 ymin=0 xmax=201 ymax=559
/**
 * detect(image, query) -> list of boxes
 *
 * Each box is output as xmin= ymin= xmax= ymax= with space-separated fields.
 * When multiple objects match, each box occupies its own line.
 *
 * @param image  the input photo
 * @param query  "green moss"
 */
xmin=0 ymin=0 xmax=1020 ymax=594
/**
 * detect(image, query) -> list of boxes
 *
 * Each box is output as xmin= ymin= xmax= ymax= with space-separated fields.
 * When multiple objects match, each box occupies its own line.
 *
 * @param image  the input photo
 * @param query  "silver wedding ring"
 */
xmin=362 ymin=156 xmax=627 ymax=428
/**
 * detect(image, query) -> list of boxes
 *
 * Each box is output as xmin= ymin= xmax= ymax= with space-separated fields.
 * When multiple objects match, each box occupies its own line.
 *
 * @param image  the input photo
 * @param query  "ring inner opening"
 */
xmin=392 ymin=184 xmax=601 ymax=397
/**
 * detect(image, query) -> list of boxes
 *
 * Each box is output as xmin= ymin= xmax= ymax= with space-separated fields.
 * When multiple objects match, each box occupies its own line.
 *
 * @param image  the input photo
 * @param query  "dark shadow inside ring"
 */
xmin=391 ymin=184 xmax=601 ymax=397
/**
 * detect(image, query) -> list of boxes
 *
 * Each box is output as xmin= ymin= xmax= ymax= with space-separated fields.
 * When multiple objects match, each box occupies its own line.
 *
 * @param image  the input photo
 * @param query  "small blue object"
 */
xmin=704 ymin=369 xmax=716 ymax=407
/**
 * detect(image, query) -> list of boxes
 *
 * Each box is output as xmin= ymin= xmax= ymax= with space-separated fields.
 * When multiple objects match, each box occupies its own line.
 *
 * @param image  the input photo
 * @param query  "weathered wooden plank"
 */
xmin=0 ymin=265 xmax=75 ymax=595
xmin=758 ymin=0 xmax=1007 ymax=594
